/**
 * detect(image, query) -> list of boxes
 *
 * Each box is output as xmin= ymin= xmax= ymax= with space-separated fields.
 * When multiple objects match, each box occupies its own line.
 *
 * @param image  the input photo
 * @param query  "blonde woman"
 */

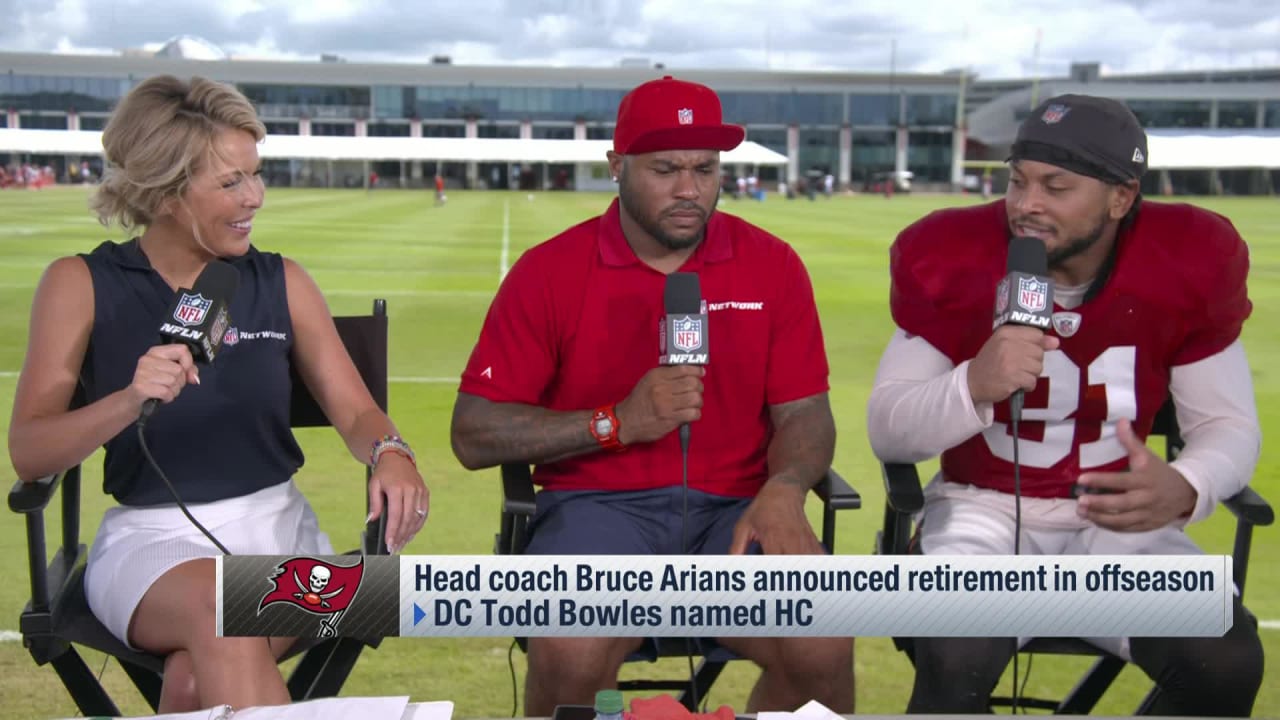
xmin=7 ymin=75 xmax=429 ymax=712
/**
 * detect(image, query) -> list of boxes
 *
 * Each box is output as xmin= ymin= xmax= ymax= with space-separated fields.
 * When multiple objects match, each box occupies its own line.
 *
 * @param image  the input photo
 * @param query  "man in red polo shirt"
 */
xmin=451 ymin=76 xmax=853 ymax=715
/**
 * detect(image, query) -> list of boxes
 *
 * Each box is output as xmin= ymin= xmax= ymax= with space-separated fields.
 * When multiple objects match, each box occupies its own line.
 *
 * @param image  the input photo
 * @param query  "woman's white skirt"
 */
xmin=85 ymin=480 xmax=334 ymax=648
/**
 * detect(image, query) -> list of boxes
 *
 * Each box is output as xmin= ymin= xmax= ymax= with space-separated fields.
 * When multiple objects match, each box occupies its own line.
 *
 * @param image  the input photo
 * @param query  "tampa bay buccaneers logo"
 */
xmin=258 ymin=557 xmax=364 ymax=637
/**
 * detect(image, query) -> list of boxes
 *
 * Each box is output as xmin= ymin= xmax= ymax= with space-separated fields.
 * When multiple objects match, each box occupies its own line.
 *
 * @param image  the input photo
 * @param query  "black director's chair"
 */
xmin=496 ymin=463 xmax=861 ymax=710
xmin=876 ymin=398 xmax=1274 ymax=714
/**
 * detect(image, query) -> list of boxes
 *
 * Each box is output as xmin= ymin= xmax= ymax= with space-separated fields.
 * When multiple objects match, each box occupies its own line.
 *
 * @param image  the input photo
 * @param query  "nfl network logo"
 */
xmin=1017 ymin=277 xmax=1049 ymax=313
xmin=1041 ymin=104 xmax=1070 ymax=124
xmin=672 ymin=316 xmax=702 ymax=352
xmin=173 ymin=293 xmax=211 ymax=327
xmin=677 ymin=108 xmax=694 ymax=125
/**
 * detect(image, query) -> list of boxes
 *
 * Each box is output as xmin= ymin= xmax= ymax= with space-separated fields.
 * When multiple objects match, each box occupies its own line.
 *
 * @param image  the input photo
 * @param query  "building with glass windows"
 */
xmin=2 ymin=48 xmax=1276 ymax=193
xmin=965 ymin=62 xmax=1280 ymax=195
xmin=0 ymin=46 xmax=964 ymax=191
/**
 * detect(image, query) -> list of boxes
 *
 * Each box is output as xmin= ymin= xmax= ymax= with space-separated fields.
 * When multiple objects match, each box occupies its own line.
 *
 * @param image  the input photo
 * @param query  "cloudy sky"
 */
xmin=1 ymin=0 xmax=1276 ymax=80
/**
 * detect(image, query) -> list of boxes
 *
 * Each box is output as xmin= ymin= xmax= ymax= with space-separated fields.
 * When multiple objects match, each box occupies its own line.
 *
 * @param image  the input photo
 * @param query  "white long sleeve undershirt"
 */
xmin=866 ymin=330 xmax=1260 ymax=525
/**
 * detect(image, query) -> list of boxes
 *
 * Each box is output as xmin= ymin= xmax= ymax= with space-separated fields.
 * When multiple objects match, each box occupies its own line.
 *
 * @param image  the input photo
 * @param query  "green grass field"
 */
xmin=0 ymin=186 xmax=1276 ymax=719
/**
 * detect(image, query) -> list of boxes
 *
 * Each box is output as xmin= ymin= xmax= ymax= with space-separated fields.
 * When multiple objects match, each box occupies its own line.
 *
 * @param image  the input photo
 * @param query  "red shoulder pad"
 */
xmin=1135 ymin=203 xmax=1251 ymax=364
xmin=889 ymin=203 xmax=1006 ymax=363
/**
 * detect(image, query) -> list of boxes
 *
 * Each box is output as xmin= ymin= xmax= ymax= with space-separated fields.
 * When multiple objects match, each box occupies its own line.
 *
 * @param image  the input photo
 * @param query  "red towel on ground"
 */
xmin=628 ymin=694 xmax=736 ymax=720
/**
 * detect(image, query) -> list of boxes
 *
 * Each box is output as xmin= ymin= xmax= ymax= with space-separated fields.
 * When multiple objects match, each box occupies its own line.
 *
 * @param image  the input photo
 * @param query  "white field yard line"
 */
xmin=323 ymin=289 xmax=493 ymax=298
xmin=500 ymin=197 xmax=511 ymax=282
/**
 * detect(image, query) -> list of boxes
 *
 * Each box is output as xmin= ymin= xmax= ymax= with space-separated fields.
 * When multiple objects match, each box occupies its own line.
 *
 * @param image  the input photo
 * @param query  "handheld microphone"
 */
xmin=660 ymin=271 xmax=708 ymax=447
xmin=993 ymin=236 xmax=1053 ymax=422
xmin=660 ymin=272 xmax=710 ymax=444
xmin=140 ymin=260 xmax=239 ymax=422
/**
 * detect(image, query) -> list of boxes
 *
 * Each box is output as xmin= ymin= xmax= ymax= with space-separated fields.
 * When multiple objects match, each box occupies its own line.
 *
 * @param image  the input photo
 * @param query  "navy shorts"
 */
xmin=524 ymin=485 xmax=755 ymax=660
xmin=525 ymin=485 xmax=753 ymax=556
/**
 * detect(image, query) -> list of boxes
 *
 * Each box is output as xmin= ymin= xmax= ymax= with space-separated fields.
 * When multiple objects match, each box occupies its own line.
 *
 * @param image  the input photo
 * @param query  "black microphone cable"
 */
xmin=137 ymin=411 xmax=232 ymax=555
xmin=507 ymin=639 xmax=520 ymax=718
xmin=1010 ymin=394 xmax=1023 ymax=714
xmin=678 ymin=421 xmax=702 ymax=711
xmin=680 ymin=424 xmax=691 ymax=555
xmin=1010 ymin=391 xmax=1026 ymax=560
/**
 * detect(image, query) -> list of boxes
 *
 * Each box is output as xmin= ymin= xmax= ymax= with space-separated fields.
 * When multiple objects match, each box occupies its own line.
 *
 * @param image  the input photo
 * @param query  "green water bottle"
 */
xmin=594 ymin=689 xmax=625 ymax=720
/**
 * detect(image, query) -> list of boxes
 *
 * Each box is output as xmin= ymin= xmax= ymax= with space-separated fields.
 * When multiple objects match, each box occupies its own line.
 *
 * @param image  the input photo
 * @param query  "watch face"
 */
xmin=593 ymin=416 xmax=614 ymax=436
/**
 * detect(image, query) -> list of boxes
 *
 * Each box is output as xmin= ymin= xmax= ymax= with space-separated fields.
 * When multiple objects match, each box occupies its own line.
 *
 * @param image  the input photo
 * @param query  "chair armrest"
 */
xmin=501 ymin=464 xmax=536 ymax=517
xmin=813 ymin=467 xmax=860 ymax=554
xmin=8 ymin=472 xmax=62 ymax=514
xmin=1222 ymin=487 xmax=1274 ymax=527
xmin=882 ymin=462 xmax=924 ymax=515
xmin=9 ymin=466 xmax=83 ymax=614
xmin=497 ymin=464 xmax=536 ymax=557
xmin=812 ymin=468 xmax=861 ymax=510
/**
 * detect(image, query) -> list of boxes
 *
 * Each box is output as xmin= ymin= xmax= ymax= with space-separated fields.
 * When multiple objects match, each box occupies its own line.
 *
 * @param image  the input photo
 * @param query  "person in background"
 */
xmin=434 ymin=173 xmax=447 ymax=206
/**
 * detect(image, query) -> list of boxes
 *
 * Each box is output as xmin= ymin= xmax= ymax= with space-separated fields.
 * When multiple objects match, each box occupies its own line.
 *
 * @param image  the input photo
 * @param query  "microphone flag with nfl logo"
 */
xmin=661 ymin=272 xmax=709 ymax=365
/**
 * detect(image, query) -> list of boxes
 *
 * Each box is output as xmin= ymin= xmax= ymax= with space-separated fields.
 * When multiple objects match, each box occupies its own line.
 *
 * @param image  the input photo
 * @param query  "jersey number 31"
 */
xmin=983 ymin=346 xmax=1136 ymax=469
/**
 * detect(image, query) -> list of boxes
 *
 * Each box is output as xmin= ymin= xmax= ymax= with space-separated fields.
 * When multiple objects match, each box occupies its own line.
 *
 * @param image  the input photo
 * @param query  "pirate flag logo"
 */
xmin=258 ymin=557 xmax=365 ymax=637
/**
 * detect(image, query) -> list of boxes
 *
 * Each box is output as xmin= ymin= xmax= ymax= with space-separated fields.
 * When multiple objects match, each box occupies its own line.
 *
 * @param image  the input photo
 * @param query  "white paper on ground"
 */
xmin=230 ymin=696 xmax=410 ymax=719
xmin=757 ymin=699 xmax=842 ymax=720
xmin=401 ymin=700 xmax=455 ymax=720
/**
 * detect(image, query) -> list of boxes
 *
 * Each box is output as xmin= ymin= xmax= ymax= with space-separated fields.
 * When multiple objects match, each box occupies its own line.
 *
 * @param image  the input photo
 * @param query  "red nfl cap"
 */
xmin=613 ymin=75 xmax=745 ymax=155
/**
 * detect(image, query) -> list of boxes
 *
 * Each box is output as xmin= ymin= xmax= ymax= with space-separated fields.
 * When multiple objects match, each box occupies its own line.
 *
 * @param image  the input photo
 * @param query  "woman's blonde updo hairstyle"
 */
xmin=90 ymin=75 xmax=265 ymax=230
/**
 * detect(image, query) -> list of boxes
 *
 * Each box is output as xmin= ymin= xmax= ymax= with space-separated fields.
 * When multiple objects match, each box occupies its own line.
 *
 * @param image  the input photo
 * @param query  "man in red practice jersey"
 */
xmin=868 ymin=94 xmax=1263 ymax=716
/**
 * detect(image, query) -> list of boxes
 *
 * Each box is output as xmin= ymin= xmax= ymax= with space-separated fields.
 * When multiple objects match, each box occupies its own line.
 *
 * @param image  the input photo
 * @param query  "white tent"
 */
xmin=0 ymin=129 xmax=104 ymax=156
xmin=1146 ymin=130 xmax=1280 ymax=170
xmin=0 ymin=129 xmax=789 ymax=166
